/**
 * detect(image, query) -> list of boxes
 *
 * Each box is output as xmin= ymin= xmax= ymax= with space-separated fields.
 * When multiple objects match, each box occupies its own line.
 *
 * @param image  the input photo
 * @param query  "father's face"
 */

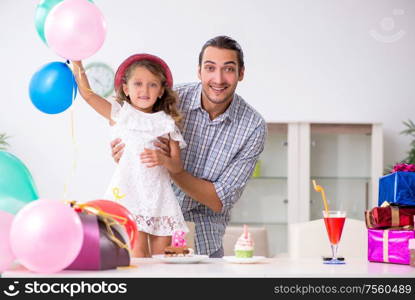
xmin=198 ymin=46 xmax=244 ymax=106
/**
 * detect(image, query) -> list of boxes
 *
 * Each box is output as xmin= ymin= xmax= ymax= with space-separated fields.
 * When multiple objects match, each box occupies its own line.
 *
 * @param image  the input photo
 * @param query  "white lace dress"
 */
xmin=105 ymin=100 xmax=188 ymax=236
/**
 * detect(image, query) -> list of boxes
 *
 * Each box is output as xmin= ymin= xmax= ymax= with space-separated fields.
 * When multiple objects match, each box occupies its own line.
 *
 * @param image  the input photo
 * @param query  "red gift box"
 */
xmin=365 ymin=206 xmax=415 ymax=229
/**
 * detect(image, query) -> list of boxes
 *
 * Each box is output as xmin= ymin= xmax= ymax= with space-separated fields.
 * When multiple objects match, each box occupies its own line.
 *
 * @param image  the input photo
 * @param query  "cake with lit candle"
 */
xmin=234 ymin=225 xmax=254 ymax=258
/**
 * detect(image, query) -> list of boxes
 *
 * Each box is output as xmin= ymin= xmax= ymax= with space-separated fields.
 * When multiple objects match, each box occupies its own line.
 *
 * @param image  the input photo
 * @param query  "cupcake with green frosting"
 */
xmin=234 ymin=225 xmax=254 ymax=258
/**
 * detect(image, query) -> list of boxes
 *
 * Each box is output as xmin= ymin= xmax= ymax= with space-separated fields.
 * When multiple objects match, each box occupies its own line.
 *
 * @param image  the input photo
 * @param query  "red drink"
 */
xmin=324 ymin=217 xmax=345 ymax=245
xmin=321 ymin=210 xmax=346 ymax=264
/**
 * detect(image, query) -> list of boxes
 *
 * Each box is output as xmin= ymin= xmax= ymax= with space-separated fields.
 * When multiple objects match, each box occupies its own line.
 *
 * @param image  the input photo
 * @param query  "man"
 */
xmin=112 ymin=36 xmax=267 ymax=257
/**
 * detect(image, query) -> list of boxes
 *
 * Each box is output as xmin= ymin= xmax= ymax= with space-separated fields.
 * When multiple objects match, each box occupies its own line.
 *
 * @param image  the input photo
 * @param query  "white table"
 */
xmin=3 ymin=256 xmax=415 ymax=278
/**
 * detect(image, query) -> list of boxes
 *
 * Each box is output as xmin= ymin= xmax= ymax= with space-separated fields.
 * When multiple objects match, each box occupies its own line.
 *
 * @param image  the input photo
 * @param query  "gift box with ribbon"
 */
xmin=378 ymin=165 xmax=415 ymax=206
xmin=65 ymin=203 xmax=131 ymax=270
xmin=365 ymin=205 xmax=415 ymax=229
xmin=409 ymin=239 xmax=415 ymax=267
xmin=368 ymin=228 xmax=415 ymax=265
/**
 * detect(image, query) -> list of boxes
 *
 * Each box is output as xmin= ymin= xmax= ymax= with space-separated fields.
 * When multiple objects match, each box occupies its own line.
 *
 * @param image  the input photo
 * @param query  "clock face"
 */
xmin=85 ymin=62 xmax=115 ymax=98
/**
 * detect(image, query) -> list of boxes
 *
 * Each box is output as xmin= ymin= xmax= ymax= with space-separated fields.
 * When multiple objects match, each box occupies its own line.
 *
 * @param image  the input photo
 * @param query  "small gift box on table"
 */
xmin=378 ymin=164 xmax=415 ymax=206
xmin=368 ymin=229 xmax=415 ymax=265
xmin=365 ymin=205 xmax=415 ymax=229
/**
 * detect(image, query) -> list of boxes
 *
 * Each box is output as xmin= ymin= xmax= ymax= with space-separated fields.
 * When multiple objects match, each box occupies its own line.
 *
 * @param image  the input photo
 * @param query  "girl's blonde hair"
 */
xmin=115 ymin=60 xmax=182 ymax=124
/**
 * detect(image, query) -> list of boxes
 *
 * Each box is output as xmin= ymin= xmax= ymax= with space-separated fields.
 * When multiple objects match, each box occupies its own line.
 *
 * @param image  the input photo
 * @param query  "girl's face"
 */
xmin=122 ymin=66 xmax=164 ymax=113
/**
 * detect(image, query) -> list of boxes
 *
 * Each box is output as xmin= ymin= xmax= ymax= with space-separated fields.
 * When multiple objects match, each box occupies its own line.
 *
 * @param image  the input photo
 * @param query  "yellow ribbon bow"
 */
xmin=112 ymin=187 xmax=126 ymax=201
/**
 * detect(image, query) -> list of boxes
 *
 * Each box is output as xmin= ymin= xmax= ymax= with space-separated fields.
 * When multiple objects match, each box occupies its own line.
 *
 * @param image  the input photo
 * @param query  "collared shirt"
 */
xmin=172 ymin=82 xmax=267 ymax=255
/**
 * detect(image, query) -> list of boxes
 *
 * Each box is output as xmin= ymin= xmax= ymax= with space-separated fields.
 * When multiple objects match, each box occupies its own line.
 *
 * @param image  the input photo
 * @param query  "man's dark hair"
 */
xmin=198 ymin=36 xmax=245 ymax=71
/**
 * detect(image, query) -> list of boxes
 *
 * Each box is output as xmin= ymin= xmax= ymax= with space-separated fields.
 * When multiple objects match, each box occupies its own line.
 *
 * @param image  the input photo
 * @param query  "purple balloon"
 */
xmin=10 ymin=199 xmax=83 ymax=273
xmin=0 ymin=211 xmax=15 ymax=272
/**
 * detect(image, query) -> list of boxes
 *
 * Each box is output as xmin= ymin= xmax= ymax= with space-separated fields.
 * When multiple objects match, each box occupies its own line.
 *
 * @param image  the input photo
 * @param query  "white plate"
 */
xmin=152 ymin=254 xmax=209 ymax=264
xmin=222 ymin=256 xmax=266 ymax=264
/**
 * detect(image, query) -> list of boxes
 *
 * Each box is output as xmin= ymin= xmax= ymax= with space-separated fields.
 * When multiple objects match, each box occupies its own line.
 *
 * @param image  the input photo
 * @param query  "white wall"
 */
xmin=1 ymin=0 xmax=414 ymax=201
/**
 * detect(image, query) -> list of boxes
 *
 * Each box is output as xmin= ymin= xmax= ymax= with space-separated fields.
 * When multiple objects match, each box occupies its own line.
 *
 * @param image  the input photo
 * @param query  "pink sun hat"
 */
xmin=114 ymin=53 xmax=173 ymax=90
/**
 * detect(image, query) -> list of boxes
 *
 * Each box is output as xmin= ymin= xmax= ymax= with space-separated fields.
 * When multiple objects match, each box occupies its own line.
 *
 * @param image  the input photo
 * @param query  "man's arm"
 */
xmin=142 ymin=122 xmax=267 ymax=214
xmin=119 ymin=120 xmax=267 ymax=213
xmin=165 ymin=137 xmax=223 ymax=212
xmin=209 ymin=124 xmax=267 ymax=214
xmin=140 ymin=138 xmax=223 ymax=212
xmin=170 ymin=171 xmax=223 ymax=213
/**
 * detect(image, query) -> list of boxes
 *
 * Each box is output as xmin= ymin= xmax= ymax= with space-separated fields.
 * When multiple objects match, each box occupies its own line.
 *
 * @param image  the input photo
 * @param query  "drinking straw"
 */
xmin=312 ymin=180 xmax=329 ymax=213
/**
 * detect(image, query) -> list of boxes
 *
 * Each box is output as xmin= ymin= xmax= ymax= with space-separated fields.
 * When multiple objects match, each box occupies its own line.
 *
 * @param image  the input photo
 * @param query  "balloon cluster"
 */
xmin=29 ymin=0 xmax=107 ymax=114
xmin=0 ymin=1 xmax=118 ymax=275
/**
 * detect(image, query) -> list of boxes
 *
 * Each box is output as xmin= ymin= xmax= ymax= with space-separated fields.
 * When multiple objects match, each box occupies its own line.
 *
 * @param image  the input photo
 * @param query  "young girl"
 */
xmin=72 ymin=54 xmax=188 ymax=257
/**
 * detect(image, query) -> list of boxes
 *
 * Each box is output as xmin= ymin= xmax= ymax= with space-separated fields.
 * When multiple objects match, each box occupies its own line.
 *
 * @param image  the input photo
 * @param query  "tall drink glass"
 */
xmin=322 ymin=210 xmax=346 ymax=264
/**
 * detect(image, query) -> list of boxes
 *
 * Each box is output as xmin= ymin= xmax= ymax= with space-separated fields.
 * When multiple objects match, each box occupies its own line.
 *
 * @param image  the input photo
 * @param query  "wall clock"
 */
xmin=84 ymin=62 xmax=115 ymax=98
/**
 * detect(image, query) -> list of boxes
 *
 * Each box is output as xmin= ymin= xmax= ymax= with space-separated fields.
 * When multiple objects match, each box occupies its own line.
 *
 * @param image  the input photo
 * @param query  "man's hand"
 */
xmin=110 ymin=138 xmax=125 ymax=163
xmin=153 ymin=136 xmax=170 ymax=157
xmin=140 ymin=139 xmax=184 ymax=174
xmin=140 ymin=148 xmax=168 ymax=167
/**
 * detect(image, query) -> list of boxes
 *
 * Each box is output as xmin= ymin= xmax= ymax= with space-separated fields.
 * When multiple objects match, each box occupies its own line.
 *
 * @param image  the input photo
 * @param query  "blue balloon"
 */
xmin=29 ymin=62 xmax=77 ymax=114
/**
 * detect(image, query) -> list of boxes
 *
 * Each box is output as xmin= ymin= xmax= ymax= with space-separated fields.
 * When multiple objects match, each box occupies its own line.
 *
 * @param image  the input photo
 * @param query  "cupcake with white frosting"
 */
xmin=234 ymin=225 xmax=254 ymax=258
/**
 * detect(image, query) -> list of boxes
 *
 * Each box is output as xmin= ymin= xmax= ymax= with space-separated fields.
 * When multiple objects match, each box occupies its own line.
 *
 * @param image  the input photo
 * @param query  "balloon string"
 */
xmin=71 ymin=62 xmax=96 ymax=96
xmin=63 ymin=62 xmax=94 ymax=201
xmin=63 ymin=62 xmax=101 ymax=200
xmin=63 ymin=67 xmax=78 ymax=201
xmin=66 ymin=201 xmax=128 ymax=225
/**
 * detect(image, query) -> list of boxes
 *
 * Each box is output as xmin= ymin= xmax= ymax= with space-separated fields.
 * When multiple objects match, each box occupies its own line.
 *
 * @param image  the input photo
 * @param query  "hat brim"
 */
xmin=114 ymin=53 xmax=173 ymax=90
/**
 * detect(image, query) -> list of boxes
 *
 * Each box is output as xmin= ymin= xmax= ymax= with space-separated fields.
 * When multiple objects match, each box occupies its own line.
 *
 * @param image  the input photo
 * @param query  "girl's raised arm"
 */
xmin=71 ymin=61 xmax=112 ymax=121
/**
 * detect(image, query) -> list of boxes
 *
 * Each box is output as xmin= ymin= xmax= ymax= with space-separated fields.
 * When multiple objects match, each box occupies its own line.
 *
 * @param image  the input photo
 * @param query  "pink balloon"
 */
xmin=44 ymin=0 xmax=106 ymax=60
xmin=10 ymin=199 xmax=83 ymax=273
xmin=0 ymin=211 xmax=15 ymax=272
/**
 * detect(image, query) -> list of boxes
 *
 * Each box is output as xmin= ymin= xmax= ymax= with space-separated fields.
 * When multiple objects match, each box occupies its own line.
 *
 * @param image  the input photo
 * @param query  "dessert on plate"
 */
xmin=234 ymin=224 xmax=254 ymax=258
xmin=164 ymin=230 xmax=194 ymax=257
xmin=164 ymin=246 xmax=191 ymax=256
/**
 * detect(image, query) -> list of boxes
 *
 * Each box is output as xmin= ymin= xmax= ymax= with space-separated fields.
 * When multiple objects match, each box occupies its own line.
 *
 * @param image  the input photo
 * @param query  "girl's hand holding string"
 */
xmin=71 ymin=61 xmax=84 ymax=74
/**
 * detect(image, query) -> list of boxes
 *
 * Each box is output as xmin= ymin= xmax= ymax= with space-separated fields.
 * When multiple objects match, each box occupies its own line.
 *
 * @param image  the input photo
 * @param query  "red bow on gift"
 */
xmin=392 ymin=163 xmax=415 ymax=173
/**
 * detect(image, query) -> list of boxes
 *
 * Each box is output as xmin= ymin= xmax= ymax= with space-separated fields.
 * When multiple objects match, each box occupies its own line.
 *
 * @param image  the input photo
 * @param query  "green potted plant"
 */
xmin=384 ymin=120 xmax=415 ymax=174
xmin=400 ymin=119 xmax=415 ymax=165
xmin=0 ymin=133 xmax=9 ymax=150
